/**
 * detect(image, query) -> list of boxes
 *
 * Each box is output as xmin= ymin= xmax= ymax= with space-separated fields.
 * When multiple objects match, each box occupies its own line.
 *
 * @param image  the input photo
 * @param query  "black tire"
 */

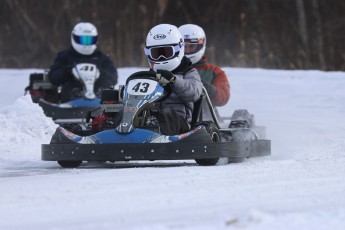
xmin=194 ymin=121 xmax=221 ymax=166
xmin=58 ymin=161 xmax=82 ymax=168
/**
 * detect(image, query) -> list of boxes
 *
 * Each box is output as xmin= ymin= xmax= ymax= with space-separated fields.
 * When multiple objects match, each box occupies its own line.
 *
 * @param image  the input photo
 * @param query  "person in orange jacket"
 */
xmin=179 ymin=24 xmax=230 ymax=107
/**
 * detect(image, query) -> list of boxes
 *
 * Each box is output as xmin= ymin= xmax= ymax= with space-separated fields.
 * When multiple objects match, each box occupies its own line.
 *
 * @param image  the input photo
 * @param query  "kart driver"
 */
xmin=179 ymin=24 xmax=230 ymax=107
xmin=92 ymin=24 xmax=203 ymax=135
xmin=48 ymin=22 xmax=118 ymax=103
xmin=144 ymin=23 xmax=203 ymax=135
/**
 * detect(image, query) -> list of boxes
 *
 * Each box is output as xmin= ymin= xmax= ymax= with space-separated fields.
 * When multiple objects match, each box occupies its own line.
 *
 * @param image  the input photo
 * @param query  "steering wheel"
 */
xmin=125 ymin=71 xmax=172 ymax=100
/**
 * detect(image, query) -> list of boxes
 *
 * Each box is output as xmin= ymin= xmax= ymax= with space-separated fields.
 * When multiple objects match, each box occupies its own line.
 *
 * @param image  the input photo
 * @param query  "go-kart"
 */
xmin=25 ymin=63 xmax=103 ymax=124
xmin=42 ymin=71 xmax=271 ymax=168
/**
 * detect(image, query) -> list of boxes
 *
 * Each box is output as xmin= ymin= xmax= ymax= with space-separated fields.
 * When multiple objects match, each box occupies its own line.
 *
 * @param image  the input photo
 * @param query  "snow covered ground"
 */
xmin=0 ymin=67 xmax=345 ymax=230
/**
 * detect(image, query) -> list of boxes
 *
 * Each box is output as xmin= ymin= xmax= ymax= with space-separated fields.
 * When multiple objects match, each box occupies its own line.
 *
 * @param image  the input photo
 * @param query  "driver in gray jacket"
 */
xmin=92 ymin=24 xmax=202 ymax=135
xmin=144 ymin=24 xmax=203 ymax=135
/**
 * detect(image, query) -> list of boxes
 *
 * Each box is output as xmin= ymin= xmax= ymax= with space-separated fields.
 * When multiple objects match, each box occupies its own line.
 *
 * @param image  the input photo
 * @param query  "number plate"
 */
xmin=127 ymin=79 xmax=158 ymax=95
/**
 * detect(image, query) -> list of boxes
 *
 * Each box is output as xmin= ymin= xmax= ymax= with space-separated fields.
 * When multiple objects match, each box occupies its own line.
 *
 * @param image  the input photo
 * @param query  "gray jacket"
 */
xmin=161 ymin=67 xmax=203 ymax=122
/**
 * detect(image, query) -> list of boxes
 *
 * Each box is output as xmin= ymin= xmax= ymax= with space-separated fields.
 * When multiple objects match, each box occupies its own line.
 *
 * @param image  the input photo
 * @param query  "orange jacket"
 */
xmin=193 ymin=56 xmax=230 ymax=106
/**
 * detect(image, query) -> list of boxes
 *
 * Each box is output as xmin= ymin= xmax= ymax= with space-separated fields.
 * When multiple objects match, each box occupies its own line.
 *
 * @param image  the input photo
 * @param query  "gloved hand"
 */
xmin=156 ymin=69 xmax=176 ymax=86
xmin=202 ymin=81 xmax=217 ymax=98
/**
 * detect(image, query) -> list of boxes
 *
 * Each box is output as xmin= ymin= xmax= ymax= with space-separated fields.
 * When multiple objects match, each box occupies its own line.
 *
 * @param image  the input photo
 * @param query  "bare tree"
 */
xmin=311 ymin=0 xmax=326 ymax=70
xmin=0 ymin=0 xmax=344 ymax=70
xmin=296 ymin=0 xmax=310 ymax=67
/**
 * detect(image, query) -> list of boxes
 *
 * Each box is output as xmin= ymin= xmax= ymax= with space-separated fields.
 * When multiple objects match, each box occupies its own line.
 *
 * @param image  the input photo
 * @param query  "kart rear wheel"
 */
xmin=194 ymin=121 xmax=220 ymax=166
xmin=58 ymin=160 xmax=82 ymax=168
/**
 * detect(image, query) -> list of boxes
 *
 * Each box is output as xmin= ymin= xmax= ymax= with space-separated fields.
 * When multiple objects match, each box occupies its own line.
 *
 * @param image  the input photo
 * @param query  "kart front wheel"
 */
xmin=58 ymin=161 xmax=82 ymax=168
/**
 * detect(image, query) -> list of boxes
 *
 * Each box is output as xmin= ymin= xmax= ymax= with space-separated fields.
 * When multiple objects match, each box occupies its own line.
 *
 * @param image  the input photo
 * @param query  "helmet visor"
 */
xmin=73 ymin=35 xmax=98 ymax=45
xmin=185 ymin=44 xmax=204 ymax=55
xmin=184 ymin=38 xmax=205 ymax=55
xmin=145 ymin=44 xmax=181 ymax=61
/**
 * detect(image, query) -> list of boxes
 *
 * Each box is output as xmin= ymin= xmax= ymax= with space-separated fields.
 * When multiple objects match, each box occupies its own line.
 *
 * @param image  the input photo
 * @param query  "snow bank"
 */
xmin=0 ymin=95 xmax=57 ymax=162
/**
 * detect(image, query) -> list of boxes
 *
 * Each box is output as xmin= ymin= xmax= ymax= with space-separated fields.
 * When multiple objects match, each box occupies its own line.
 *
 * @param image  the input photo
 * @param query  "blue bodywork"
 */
xmin=58 ymin=125 xmax=204 ymax=144
xmin=40 ymin=98 xmax=100 ymax=108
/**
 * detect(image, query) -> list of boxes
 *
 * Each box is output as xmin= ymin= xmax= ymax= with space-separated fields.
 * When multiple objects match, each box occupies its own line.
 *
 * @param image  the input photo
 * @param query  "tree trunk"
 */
xmin=296 ymin=0 xmax=310 ymax=68
xmin=311 ymin=0 xmax=326 ymax=70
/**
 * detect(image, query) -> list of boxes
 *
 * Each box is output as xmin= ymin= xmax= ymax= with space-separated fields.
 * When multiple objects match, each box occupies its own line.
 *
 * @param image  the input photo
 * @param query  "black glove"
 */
xmin=60 ymin=65 xmax=74 ymax=80
xmin=202 ymin=81 xmax=217 ymax=98
xmin=55 ymin=66 xmax=72 ymax=83
xmin=64 ymin=67 xmax=72 ymax=76
xmin=156 ymin=69 xmax=176 ymax=86
xmin=66 ymin=63 xmax=76 ymax=74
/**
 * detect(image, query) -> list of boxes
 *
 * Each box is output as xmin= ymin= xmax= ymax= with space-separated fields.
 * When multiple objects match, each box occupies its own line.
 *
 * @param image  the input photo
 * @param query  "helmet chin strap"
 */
xmin=150 ymin=61 xmax=156 ymax=70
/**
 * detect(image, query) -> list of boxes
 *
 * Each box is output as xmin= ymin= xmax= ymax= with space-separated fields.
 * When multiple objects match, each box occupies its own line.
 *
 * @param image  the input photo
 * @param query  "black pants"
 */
xmin=112 ymin=107 xmax=189 ymax=136
xmin=156 ymin=107 xmax=190 ymax=135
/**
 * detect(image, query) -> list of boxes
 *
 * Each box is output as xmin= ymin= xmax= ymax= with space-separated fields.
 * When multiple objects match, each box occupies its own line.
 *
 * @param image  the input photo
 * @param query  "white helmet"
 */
xmin=71 ymin=22 xmax=98 ymax=55
xmin=178 ymin=24 xmax=206 ymax=64
xmin=144 ymin=24 xmax=185 ymax=71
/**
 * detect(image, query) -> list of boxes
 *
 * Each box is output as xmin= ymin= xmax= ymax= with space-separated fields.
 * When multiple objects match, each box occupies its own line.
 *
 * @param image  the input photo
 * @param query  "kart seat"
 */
xmin=191 ymin=93 xmax=205 ymax=127
xmin=190 ymin=87 xmax=220 ymax=129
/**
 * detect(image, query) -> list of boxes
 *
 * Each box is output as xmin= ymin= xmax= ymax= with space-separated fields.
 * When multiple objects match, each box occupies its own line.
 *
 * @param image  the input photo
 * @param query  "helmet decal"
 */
xmin=179 ymin=38 xmax=184 ymax=48
xmin=153 ymin=34 xmax=166 ymax=40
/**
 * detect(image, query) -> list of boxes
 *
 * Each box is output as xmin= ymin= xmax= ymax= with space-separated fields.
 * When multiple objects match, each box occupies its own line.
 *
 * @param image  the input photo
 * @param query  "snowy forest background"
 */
xmin=1 ymin=0 xmax=345 ymax=70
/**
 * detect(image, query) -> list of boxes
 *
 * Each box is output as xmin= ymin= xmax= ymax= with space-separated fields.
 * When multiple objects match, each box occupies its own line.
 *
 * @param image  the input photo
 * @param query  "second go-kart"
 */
xmin=42 ymin=71 xmax=271 ymax=168
xmin=25 ymin=63 xmax=103 ymax=124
